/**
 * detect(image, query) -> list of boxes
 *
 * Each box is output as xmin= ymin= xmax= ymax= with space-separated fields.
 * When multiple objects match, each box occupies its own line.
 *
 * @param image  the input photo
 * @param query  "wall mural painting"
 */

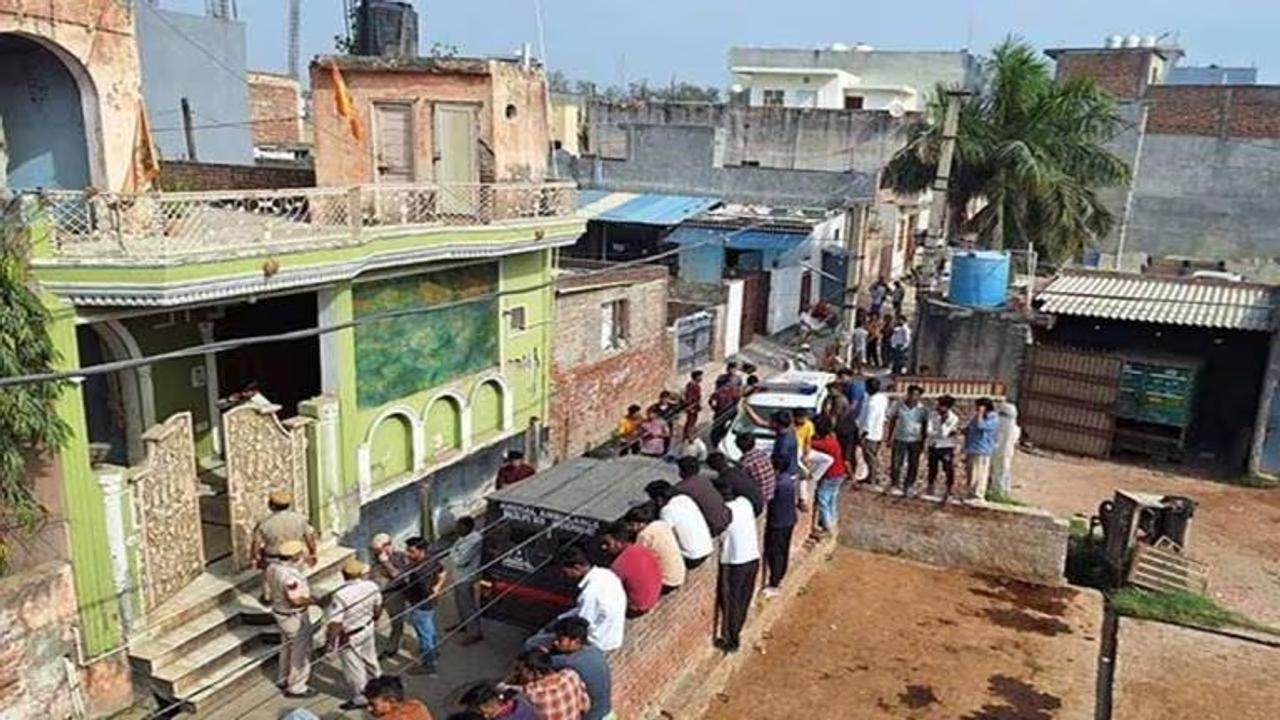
xmin=354 ymin=264 xmax=499 ymax=409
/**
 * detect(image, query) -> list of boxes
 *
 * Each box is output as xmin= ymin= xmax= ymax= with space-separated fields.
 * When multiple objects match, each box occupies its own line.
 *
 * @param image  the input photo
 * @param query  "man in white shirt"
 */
xmin=326 ymin=559 xmax=382 ymax=710
xmin=851 ymin=323 xmax=869 ymax=371
xmin=715 ymin=480 xmax=760 ymax=654
xmin=889 ymin=317 xmax=912 ymax=375
xmin=925 ymin=395 xmax=961 ymax=499
xmin=857 ymin=377 xmax=890 ymax=485
xmin=645 ymin=480 xmax=713 ymax=568
xmin=554 ymin=547 xmax=627 ymax=652
xmin=447 ymin=516 xmax=484 ymax=644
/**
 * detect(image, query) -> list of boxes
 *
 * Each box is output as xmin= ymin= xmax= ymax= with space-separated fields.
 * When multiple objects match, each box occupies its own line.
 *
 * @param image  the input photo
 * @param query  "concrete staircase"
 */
xmin=129 ymin=543 xmax=355 ymax=715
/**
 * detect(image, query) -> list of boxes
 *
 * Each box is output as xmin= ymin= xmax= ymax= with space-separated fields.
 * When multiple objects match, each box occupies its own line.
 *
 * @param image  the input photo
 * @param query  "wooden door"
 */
xmin=374 ymin=103 xmax=414 ymax=183
xmin=433 ymin=103 xmax=477 ymax=214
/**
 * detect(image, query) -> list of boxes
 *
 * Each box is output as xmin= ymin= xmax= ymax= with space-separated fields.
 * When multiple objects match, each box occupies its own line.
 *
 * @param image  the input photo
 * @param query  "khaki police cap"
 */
xmin=278 ymin=539 xmax=306 ymax=558
xmin=342 ymin=558 xmax=370 ymax=577
xmin=268 ymin=490 xmax=293 ymax=506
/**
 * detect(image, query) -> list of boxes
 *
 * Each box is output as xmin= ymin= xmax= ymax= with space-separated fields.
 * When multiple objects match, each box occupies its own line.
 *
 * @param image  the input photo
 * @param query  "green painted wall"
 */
xmin=500 ymin=250 xmax=554 ymax=422
xmin=45 ymin=297 xmax=123 ymax=655
xmin=353 ymin=265 xmax=499 ymax=409
xmin=424 ymin=396 xmax=463 ymax=458
xmin=368 ymin=414 xmax=414 ymax=485
xmin=341 ymin=249 xmax=555 ymax=499
xmin=471 ymin=381 xmax=503 ymax=439
xmin=122 ymin=314 xmax=213 ymax=457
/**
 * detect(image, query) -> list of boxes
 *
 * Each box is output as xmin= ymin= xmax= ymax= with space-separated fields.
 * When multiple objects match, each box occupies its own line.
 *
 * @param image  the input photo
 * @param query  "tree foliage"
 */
xmin=549 ymin=70 xmax=720 ymax=103
xmin=882 ymin=38 xmax=1130 ymax=264
xmin=0 ymin=198 xmax=69 ymax=534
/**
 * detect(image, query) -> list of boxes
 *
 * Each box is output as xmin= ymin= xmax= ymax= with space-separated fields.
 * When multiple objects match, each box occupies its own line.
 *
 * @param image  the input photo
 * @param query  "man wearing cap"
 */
xmin=264 ymin=540 xmax=315 ymax=698
xmin=327 ymin=558 xmax=383 ymax=710
xmin=495 ymin=450 xmax=536 ymax=491
xmin=370 ymin=532 xmax=410 ymax=658
xmin=253 ymin=490 xmax=317 ymax=601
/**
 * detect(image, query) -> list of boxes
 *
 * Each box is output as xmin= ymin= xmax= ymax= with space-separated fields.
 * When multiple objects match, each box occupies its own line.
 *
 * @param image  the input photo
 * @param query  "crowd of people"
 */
xmin=247 ymin=312 xmax=1004 ymax=718
xmin=611 ymin=360 xmax=764 ymax=459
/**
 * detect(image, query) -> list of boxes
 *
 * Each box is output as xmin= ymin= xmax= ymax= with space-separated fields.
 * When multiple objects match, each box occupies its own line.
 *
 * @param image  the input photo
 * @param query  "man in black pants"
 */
xmin=761 ymin=412 xmax=800 ymax=598
xmin=762 ymin=463 xmax=798 ymax=598
xmin=714 ymin=477 xmax=759 ymax=653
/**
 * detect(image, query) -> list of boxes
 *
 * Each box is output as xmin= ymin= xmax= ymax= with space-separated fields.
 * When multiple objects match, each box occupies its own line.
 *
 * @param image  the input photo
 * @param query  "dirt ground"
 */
xmin=1112 ymin=618 xmax=1280 ymax=720
xmin=702 ymin=550 xmax=1102 ymax=720
xmin=1011 ymin=449 xmax=1280 ymax=625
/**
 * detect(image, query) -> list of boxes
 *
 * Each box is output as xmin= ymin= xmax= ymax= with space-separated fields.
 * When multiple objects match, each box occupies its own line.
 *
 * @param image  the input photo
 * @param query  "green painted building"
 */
xmin=23 ymin=181 xmax=581 ymax=687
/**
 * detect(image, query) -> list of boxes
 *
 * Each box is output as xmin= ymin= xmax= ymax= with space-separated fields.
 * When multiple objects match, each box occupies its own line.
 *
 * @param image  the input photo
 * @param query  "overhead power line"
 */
xmin=1 ymin=222 xmax=774 ymax=388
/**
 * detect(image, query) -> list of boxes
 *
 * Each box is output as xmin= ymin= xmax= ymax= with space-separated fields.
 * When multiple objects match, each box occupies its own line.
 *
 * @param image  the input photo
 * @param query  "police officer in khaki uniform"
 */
xmin=264 ymin=540 xmax=315 ymax=697
xmin=326 ymin=558 xmax=383 ymax=710
xmin=253 ymin=490 xmax=316 ymax=600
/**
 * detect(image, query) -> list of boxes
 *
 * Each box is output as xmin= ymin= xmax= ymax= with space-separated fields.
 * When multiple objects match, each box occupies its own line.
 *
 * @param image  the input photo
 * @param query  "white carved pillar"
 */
xmin=299 ymin=395 xmax=346 ymax=537
xmin=96 ymin=467 xmax=138 ymax=636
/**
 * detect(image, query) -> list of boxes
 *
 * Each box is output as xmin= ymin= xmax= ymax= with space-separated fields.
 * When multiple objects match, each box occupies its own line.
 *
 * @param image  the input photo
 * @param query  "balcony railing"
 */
xmin=32 ymin=182 xmax=578 ymax=261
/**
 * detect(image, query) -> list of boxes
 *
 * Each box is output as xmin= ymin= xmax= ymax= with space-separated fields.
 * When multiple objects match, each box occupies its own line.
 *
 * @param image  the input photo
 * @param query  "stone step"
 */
xmin=138 ymin=544 xmax=352 ymax=640
xmin=148 ymin=624 xmax=278 ymax=699
xmin=129 ymin=544 xmax=355 ymax=712
xmin=130 ymin=601 xmax=265 ymax=676
xmin=182 ymin=606 xmax=329 ymax=716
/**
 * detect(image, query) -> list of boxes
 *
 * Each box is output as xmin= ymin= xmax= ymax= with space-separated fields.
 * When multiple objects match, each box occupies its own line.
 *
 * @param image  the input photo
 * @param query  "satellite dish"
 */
xmin=887 ymin=100 xmax=906 ymax=118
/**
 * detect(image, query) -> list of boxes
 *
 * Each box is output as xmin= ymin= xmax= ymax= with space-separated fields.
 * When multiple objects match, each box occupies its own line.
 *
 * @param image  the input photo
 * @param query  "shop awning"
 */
xmin=576 ymin=192 xmax=722 ymax=226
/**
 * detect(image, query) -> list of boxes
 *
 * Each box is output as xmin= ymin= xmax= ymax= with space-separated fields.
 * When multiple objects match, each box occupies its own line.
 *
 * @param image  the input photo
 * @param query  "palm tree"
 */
xmin=883 ymin=38 xmax=1131 ymax=264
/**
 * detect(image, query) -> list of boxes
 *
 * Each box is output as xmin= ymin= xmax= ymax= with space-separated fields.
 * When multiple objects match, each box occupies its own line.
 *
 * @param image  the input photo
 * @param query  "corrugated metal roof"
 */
xmin=577 ymin=192 xmax=721 ymax=226
xmin=1036 ymin=272 xmax=1277 ymax=331
xmin=666 ymin=225 xmax=810 ymax=251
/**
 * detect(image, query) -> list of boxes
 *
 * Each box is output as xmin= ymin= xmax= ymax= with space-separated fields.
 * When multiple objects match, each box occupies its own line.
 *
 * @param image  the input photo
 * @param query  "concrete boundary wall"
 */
xmin=839 ymin=487 xmax=1069 ymax=585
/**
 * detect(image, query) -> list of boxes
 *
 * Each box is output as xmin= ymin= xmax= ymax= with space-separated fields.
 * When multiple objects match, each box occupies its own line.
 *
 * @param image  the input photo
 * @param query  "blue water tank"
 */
xmin=948 ymin=250 xmax=1010 ymax=308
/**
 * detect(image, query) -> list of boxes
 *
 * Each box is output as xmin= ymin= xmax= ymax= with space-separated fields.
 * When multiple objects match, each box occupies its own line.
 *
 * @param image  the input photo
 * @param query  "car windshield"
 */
xmin=731 ymin=402 xmax=793 ymax=437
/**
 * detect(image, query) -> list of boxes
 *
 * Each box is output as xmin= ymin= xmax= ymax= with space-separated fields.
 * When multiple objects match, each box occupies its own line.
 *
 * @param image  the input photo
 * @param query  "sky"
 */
xmin=157 ymin=0 xmax=1280 ymax=86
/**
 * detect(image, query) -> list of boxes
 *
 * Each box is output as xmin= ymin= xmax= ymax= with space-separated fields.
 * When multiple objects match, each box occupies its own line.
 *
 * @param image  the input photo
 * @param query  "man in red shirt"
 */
xmin=598 ymin=522 xmax=662 ymax=617
xmin=495 ymin=450 xmax=536 ymax=491
xmin=810 ymin=416 xmax=848 ymax=538
xmin=681 ymin=370 xmax=704 ymax=441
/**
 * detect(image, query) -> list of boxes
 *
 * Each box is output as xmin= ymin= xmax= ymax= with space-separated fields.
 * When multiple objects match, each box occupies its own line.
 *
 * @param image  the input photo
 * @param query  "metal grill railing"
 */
xmin=32 ymin=182 xmax=577 ymax=260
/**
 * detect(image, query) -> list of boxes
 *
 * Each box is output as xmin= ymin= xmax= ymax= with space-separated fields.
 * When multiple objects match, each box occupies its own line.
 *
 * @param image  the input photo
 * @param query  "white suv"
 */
xmin=717 ymin=370 xmax=836 ymax=462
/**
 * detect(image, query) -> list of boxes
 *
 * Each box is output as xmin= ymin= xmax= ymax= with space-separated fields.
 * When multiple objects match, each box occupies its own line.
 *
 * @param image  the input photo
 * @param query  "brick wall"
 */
xmin=1053 ymin=50 xmax=1154 ymax=99
xmin=157 ymin=160 xmax=315 ymax=191
xmin=247 ymin=71 xmax=304 ymax=146
xmin=310 ymin=56 xmax=549 ymax=186
xmin=839 ymin=487 xmax=1069 ymax=584
xmin=612 ymin=526 xmax=831 ymax=719
xmin=0 ymin=562 xmax=79 ymax=719
xmin=1147 ymin=85 xmax=1280 ymax=139
xmin=550 ymin=267 xmax=673 ymax=459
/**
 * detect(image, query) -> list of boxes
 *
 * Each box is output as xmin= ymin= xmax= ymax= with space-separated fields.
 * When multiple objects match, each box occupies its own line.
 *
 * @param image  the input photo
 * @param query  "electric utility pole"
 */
xmin=924 ymin=90 xmax=968 ymax=262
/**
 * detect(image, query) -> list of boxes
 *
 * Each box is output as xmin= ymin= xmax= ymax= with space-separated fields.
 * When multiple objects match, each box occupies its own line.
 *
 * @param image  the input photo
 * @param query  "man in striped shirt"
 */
xmin=512 ymin=650 xmax=590 ymax=720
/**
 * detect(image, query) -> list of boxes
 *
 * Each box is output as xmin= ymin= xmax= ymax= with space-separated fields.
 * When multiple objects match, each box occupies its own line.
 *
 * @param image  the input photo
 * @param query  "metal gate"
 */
xmin=1020 ymin=345 xmax=1123 ymax=457
xmin=676 ymin=311 xmax=714 ymax=372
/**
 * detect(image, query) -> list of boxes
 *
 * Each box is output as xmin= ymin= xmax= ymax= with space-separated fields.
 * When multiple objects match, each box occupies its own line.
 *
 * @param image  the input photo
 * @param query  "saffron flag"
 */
xmin=329 ymin=63 xmax=364 ymax=141
xmin=129 ymin=99 xmax=162 ymax=191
